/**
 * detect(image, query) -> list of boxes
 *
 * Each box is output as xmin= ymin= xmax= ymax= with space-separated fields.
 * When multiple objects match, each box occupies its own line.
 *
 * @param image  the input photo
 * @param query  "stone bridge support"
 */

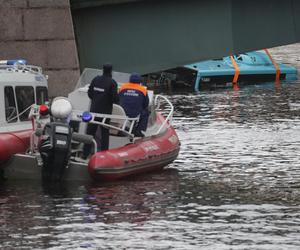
xmin=0 ymin=0 xmax=80 ymax=97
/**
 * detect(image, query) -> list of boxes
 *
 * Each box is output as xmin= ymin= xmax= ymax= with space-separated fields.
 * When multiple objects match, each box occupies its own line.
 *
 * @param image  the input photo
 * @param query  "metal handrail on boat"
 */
xmin=27 ymin=107 xmax=100 ymax=156
xmin=71 ymin=95 xmax=174 ymax=138
xmin=154 ymin=95 xmax=174 ymax=135
xmin=71 ymin=110 xmax=140 ymax=138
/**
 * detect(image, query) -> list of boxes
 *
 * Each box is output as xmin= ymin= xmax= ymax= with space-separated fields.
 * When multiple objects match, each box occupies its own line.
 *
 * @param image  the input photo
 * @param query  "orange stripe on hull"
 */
xmin=230 ymin=55 xmax=240 ymax=90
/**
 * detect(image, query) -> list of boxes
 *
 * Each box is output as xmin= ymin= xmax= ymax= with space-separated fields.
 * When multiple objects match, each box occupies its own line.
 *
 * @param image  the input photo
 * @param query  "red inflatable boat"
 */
xmin=2 ymin=68 xmax=180 ymax=182
xmin=0 ymin=130 xmax=31 ymax=165
xmin=88 ymin=113 xmax=180 ymax=181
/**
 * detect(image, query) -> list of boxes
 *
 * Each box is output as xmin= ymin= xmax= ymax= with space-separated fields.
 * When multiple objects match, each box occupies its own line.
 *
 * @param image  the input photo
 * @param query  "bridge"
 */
xmin=70 ymin=0 xmax=300 ymax=74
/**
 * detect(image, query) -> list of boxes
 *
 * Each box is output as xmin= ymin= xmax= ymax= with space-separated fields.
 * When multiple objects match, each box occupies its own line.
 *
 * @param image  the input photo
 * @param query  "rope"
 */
xmin=264 ymin=49 xmax=280 ymax=83
xmin=0 ymin=104 xmax=34 ymax=126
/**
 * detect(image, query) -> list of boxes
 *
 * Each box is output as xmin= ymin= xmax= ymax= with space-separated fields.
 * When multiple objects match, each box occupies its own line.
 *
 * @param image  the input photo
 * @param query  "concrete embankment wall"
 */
xmin=0 ymin=0 xmax=80 ymax=97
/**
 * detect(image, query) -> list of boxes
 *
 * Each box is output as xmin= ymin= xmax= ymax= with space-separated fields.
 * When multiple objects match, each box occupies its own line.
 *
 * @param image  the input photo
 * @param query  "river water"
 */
xmin=1 ymin=44 xmax=300 ymax=249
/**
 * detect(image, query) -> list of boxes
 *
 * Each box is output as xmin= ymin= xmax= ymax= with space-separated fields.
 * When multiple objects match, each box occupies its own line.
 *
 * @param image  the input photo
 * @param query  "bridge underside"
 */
xmin=71 ymin=0 xmax=300 ymax=74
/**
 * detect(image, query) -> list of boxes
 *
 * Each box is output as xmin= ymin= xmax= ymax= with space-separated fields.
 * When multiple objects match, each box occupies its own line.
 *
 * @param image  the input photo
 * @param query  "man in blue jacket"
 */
xmin=83 ymin=64 xmax=119 ymax=157
xmin=119 ymin=73 xmax=149 ymax=137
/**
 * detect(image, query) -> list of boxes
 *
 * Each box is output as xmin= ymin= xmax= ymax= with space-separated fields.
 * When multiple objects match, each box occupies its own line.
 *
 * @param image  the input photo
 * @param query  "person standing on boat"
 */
xmin=83 ymin=64 xmax=119 ymax=157
xmin=119 ymin=73 xmax=149 ymax=137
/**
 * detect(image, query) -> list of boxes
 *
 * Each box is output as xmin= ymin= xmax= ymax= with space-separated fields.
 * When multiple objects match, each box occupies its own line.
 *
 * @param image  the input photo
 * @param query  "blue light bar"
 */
xmin=0 ymin=59 xmax=27 ymax=65
xmin=82 ymin=111 xmax=92 ymax=122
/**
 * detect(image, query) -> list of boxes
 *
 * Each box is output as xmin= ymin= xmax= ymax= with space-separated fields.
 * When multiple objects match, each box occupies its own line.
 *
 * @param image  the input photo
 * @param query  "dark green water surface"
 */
xmin=1 ymin=48 xmax=300 ymax=249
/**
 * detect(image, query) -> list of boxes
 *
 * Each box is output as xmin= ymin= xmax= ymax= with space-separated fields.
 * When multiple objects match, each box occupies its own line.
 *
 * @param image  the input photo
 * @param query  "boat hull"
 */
xmin=88 ymin=118 xmax=180 ymax=181
xmin=0 ymin=130 xmax=31 ymax=167
xmin=2 ymin=115 xmax=180 ymax=182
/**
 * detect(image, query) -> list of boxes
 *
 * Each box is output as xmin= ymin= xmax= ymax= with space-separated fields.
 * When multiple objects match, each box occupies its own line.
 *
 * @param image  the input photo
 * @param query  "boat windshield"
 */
xmin=74 ymin=68 xmax=131 ymax=90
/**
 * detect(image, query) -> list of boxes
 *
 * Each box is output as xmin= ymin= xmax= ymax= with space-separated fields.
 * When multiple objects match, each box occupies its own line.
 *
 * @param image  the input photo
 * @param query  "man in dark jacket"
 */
xmin=83 ymin=64 xmax=119 ymax=157
xmin=119 ymin=73 xmax=149 ymax=137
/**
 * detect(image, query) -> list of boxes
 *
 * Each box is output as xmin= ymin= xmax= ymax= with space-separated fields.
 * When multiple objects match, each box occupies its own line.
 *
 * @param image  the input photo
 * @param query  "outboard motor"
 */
xmin=39 ymin=97 xmax=73 ymax=182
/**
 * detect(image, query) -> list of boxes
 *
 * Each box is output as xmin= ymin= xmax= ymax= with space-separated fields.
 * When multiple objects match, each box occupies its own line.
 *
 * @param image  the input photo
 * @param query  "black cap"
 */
xmin=103 ymin=63 xmax=112 ymax=77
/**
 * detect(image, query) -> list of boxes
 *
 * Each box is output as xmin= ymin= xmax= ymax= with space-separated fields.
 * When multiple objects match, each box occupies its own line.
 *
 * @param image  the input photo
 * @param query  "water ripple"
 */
xmin=1 ymin=60 xmax=300 ymax=248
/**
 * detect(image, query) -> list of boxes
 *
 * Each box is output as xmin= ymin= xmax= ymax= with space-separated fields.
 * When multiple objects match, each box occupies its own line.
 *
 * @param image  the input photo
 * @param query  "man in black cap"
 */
xmin=83 ymin=64 xmax=119 ymax=157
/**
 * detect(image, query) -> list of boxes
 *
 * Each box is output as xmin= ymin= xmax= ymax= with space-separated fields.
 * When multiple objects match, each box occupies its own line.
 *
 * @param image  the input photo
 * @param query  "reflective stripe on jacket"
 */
xmin=119 ymin=83 xmax=147 ymax=96
xmin=119 ymin=82 xmax=149 ymax=118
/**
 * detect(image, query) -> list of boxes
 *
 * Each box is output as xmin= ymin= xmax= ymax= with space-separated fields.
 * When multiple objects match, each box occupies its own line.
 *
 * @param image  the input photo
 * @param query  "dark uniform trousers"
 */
xmin=84 ymin=118 xmax=110 ymax=154
xmin=135 ymin=109 xmax=149 ymax=134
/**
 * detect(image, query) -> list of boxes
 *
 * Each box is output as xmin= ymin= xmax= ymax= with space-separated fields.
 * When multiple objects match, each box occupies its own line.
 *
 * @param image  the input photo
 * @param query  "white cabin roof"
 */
xmin=0 ymin=64 xmax=47 ymax=86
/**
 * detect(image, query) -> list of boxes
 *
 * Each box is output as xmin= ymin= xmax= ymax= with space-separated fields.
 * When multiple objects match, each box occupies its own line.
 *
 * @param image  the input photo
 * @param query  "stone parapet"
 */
xmin=28 ymin=0 xmax=70 ymax=8
xmin=0 ymin=0 xmax=27 ymax=8
xmin=45 ymin=69 xmax=81 ymax=98
xmin=0 ymin=41 xmax=48 ymax=66
xmin=24 ymin=8 xmax=74 ymax=40
xmin=0 ymin=0 xmax=80 ymax=97
xmin=0 ymin=8 xmax=23 ymax=41
xmin=47 ymin=40 xmax=79 ymax=69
